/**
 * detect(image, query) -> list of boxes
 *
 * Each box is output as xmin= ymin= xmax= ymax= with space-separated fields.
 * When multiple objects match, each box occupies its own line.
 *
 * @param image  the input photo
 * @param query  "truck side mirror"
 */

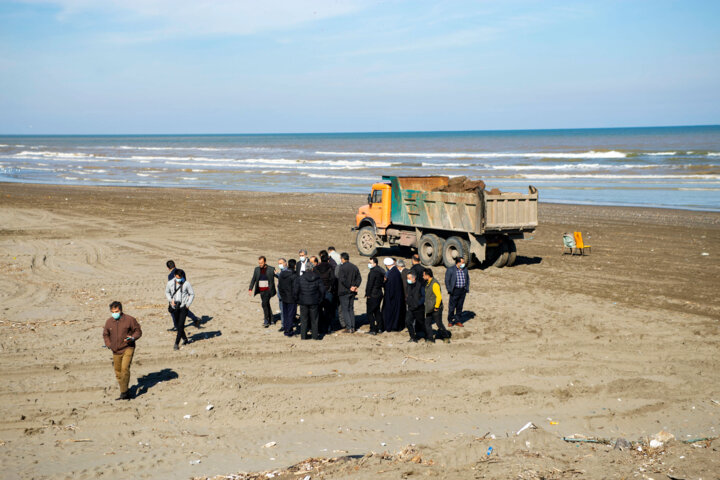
xmin=367 ymin=193 xmax=372 ymax=205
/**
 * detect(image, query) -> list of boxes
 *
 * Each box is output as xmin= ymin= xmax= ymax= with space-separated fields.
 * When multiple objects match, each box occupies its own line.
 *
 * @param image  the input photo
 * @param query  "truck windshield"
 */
xmin=371 ymin=190 xmax=383 ymax=204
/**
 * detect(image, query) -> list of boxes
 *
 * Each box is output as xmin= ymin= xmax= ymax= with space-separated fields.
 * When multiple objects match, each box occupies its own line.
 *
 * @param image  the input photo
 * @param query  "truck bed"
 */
xmin=386 ymin=176 xmax=538 ymax=234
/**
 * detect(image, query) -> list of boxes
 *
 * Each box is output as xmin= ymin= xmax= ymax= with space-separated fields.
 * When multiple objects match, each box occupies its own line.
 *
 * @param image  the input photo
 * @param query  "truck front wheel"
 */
xmin=443 ymin=236 xmax=470 ymax=268
xmin=418 ymin=234 xmax=444 ymax=266
xmin=356 ymin=226 xmax=378 ymax=257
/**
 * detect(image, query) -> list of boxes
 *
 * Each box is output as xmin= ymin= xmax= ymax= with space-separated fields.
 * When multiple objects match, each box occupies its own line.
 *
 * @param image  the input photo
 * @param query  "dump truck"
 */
xmin=353 ymin=176 xmax=538 ymax=268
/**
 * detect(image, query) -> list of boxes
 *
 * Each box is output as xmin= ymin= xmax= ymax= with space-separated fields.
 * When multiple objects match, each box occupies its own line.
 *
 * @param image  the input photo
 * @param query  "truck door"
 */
xmin=367 ymin=188 xmax=384 ymax=225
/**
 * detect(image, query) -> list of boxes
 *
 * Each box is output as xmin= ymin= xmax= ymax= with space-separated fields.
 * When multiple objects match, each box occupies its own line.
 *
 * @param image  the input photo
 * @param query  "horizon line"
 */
xmin=0 ymin=123 xmax=718 ymax=137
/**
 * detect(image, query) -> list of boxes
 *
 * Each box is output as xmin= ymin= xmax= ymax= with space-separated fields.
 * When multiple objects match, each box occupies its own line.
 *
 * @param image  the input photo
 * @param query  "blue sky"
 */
xmin=0 ymin=0 xmax=718 ymax=134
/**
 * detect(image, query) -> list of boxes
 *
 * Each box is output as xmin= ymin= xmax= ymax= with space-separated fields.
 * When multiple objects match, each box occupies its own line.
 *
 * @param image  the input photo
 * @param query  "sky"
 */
xmin=0 ymin=0 xmax=719 ymax=134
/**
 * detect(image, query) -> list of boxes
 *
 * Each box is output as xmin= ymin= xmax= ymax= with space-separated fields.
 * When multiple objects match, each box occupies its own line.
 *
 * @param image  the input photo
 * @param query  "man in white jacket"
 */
xmin=165 ymin=268 xmax=195 ymax=350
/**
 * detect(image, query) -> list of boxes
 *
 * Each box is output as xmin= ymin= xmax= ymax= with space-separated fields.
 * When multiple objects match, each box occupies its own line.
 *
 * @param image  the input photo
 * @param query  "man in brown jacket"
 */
xmin=103 ymin=301 xmax=142 ymax=400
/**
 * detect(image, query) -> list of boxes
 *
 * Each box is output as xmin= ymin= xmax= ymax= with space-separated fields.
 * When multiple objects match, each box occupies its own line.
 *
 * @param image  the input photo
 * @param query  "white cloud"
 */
xmin=22 ymin=0 xmax=370 ymax=38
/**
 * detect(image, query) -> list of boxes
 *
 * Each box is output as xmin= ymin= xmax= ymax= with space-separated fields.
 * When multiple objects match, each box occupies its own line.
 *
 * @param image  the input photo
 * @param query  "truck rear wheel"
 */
xmin=443 ymin=236 xmax=470 ymax=268
xmin=505 ymin=239 xmax=517 ymax=267
xmin=356 ymin=226 xmax=378 ymax=257
xmin=418 ymin=234 xmax=444 ymax=266
xmin=491 ymin=242 xmax=509 ymax=268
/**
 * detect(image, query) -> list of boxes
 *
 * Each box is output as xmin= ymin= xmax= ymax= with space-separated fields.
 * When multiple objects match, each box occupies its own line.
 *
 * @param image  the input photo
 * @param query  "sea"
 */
xmin=1 ymin=126 xmax=719 ymax=211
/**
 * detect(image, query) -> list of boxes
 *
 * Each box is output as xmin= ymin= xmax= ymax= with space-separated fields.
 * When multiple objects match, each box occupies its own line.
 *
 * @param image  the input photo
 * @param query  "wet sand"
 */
xmin=0 ymin=182 xmax=718 ymax=479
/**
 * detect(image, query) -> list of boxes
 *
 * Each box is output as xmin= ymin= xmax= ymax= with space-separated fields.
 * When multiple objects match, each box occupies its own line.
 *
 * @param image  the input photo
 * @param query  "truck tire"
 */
xmin=418 ymin=234 xmax=444 ymax=266
xmin=491 ymin=242 xmax=509 ymax=268
xmin=505 ymin=239 xmax=517 ymax=267
xmin=356 ymin=226 xmax=378 ymax=257
xmin=443 ymin=236 xmax=470 ymax=269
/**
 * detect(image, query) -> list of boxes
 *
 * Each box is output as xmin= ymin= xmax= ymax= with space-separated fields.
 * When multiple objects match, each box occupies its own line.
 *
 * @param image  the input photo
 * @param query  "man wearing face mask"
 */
xmin=103 ymin=301 xmax=142 ymax=400
xmin=445 ymin=256 xmax=470 ymax=327
xmin=365 ymin=256 xmax=384 ymax=335
xmin=296 ymin=249 xmax=310 ymax=276
xmin=405 ymin=272 xmax=425 ymax=342
xmin=277 ymin=259 xmax=298 ymax=336
xmin=165 ymin=260 xmax=201 ymax=329
xmin=166 ymin=269 xmax=195 ymax=349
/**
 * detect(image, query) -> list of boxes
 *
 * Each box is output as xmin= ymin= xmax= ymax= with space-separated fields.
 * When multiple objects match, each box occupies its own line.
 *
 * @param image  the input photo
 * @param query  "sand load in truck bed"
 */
xmin=432 ymin=176 xmax=499 ymax=193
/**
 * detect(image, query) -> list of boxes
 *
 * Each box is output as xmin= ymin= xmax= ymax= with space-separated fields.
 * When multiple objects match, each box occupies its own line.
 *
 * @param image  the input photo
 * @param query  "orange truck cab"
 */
xmin=355 ymin=182 xmax=392 ymax=232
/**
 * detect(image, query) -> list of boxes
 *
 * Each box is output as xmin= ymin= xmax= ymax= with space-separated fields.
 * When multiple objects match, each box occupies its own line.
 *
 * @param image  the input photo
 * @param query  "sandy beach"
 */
xmin=0 ymin=182 xmax=719 ymax=479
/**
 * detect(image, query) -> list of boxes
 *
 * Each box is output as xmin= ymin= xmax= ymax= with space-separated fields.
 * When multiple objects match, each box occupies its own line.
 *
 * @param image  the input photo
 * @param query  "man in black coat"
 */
xmin=314 ymin=251 xmax=337 ymax=334
xmin=294 ymin=263 xmax=326 ymax=340
xmin=277 ymin=258 xmax=298 ymax=336
xmin=248 ymin=256 xmax=276 ymax=328
xmin=336 ymin=252 xmax=362 ymax=333
xmin=382 ymin=257 xmax=404 ymax=332
xmin=365 ymin=256 xmax=384 ymax=335
xmin=410 ymin=254 xmax=426 ymax=286
xmin=405 ymin=271 xmax=425 ymax=342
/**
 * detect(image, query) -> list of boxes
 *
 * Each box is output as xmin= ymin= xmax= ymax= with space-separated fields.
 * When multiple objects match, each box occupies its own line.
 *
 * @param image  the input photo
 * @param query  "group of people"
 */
xmin=102 ymin=249 xmax=472 ymax=401
xmin=248 ymin=246 xmax=472 ymax=344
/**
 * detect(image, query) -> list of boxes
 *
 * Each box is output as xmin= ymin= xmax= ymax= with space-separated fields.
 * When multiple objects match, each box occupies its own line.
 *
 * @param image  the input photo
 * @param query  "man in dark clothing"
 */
xmin=248 ymin=256 xmax=276 ymax=328
xmin=166 ymin=259 xmax=200 ymax=329
xmin=277 ymin=258 xmax=298 ymax=336
xmin=444 ymin=256 xmax=470 ymax=327
xmin=103 ymin=301 xmax=142 ymax=400
xmin=294 ymin=263 xmax=326 ymax=340
xmin=410 ymin=254 xmax=426 ymax=286
xmin=336 ymin=252 xmax=362 ymax=333
xmin=405 ymin=272 xmax=425 ymax=342
xmin=423 ymin=268 xmax=451 ymax=343
xmin=365 ymin=256 xmax=384 ymax=335
xmin=296 ymin=249 xmax=310 ymax=276
xmin=314 ymin=252 xmax=337 ymax=334
xmin=382 ymin=258 xmax=405 ymax=331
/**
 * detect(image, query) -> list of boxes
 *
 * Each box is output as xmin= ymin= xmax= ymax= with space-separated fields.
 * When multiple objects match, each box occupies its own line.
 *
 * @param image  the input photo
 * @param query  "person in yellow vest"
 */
xmin=423 ymin=268 xmax=451 ymax=343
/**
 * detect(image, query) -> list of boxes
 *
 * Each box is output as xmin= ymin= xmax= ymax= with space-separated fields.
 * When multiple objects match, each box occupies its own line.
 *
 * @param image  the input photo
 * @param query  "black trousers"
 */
xmin=319 ymin=294 xmax=334 ymax=334
xmin=299 ymin=304 xmax=320 ymax=340
xmin=169 ymin=305 xmax=199 ymax=325
xmin=448 ymin=289 xmax=467 ymax=324
xmin=366 ymin=296 xmax=382 ymax=333
xmin=425 ymin=306 xmax=450 ymax=341
xmin=406 ymin=307 xmax=424 ymax=340
xmin=260 ymin=290 xmax=273 ymax=325
xmin=171 ymin=306 xmax=189 ymax=345
xmin=282 ymin=302 xmax=297 ymax=336
xmin=339 ymin=294 xmax=356 ymax=330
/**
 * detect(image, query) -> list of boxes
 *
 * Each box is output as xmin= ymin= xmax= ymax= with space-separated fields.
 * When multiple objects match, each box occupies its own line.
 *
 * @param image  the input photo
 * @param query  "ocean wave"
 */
xmin=646 ymin=152 xmax=677 ymax=156
xmin=305 ymin=173 xmax=377 ymax=180
xmin=82 ymin=145 xmax=285 ymax=153
xmin=159 ymin=158 xmax=393 ymax=169
xmin=486 ymin=163 xmax=664 ymax=171
xmin=708 ymin=153 xmax=720 ymax=157
xmin=316 ymin=150 xmax=628 ymax=159
xmin=495 ymin=173 xmax=720 ymax=180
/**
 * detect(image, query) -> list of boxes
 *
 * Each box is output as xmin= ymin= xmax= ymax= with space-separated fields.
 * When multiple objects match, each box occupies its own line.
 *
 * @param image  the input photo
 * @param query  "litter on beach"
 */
xmin=263 ymin=441 xmax=277 ymax=448
xmin=516 ymin=422 xmax=536 ymax=435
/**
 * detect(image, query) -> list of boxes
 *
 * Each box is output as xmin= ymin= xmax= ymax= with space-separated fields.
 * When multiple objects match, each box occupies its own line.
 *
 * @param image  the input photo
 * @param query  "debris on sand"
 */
xmin=192 ymin=446 xmax=435 ymax=480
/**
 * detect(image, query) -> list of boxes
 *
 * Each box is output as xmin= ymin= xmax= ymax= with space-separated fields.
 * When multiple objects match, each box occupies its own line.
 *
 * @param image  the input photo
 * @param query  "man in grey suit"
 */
xmin=444 ymin=256 xmax=469 ymax=327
